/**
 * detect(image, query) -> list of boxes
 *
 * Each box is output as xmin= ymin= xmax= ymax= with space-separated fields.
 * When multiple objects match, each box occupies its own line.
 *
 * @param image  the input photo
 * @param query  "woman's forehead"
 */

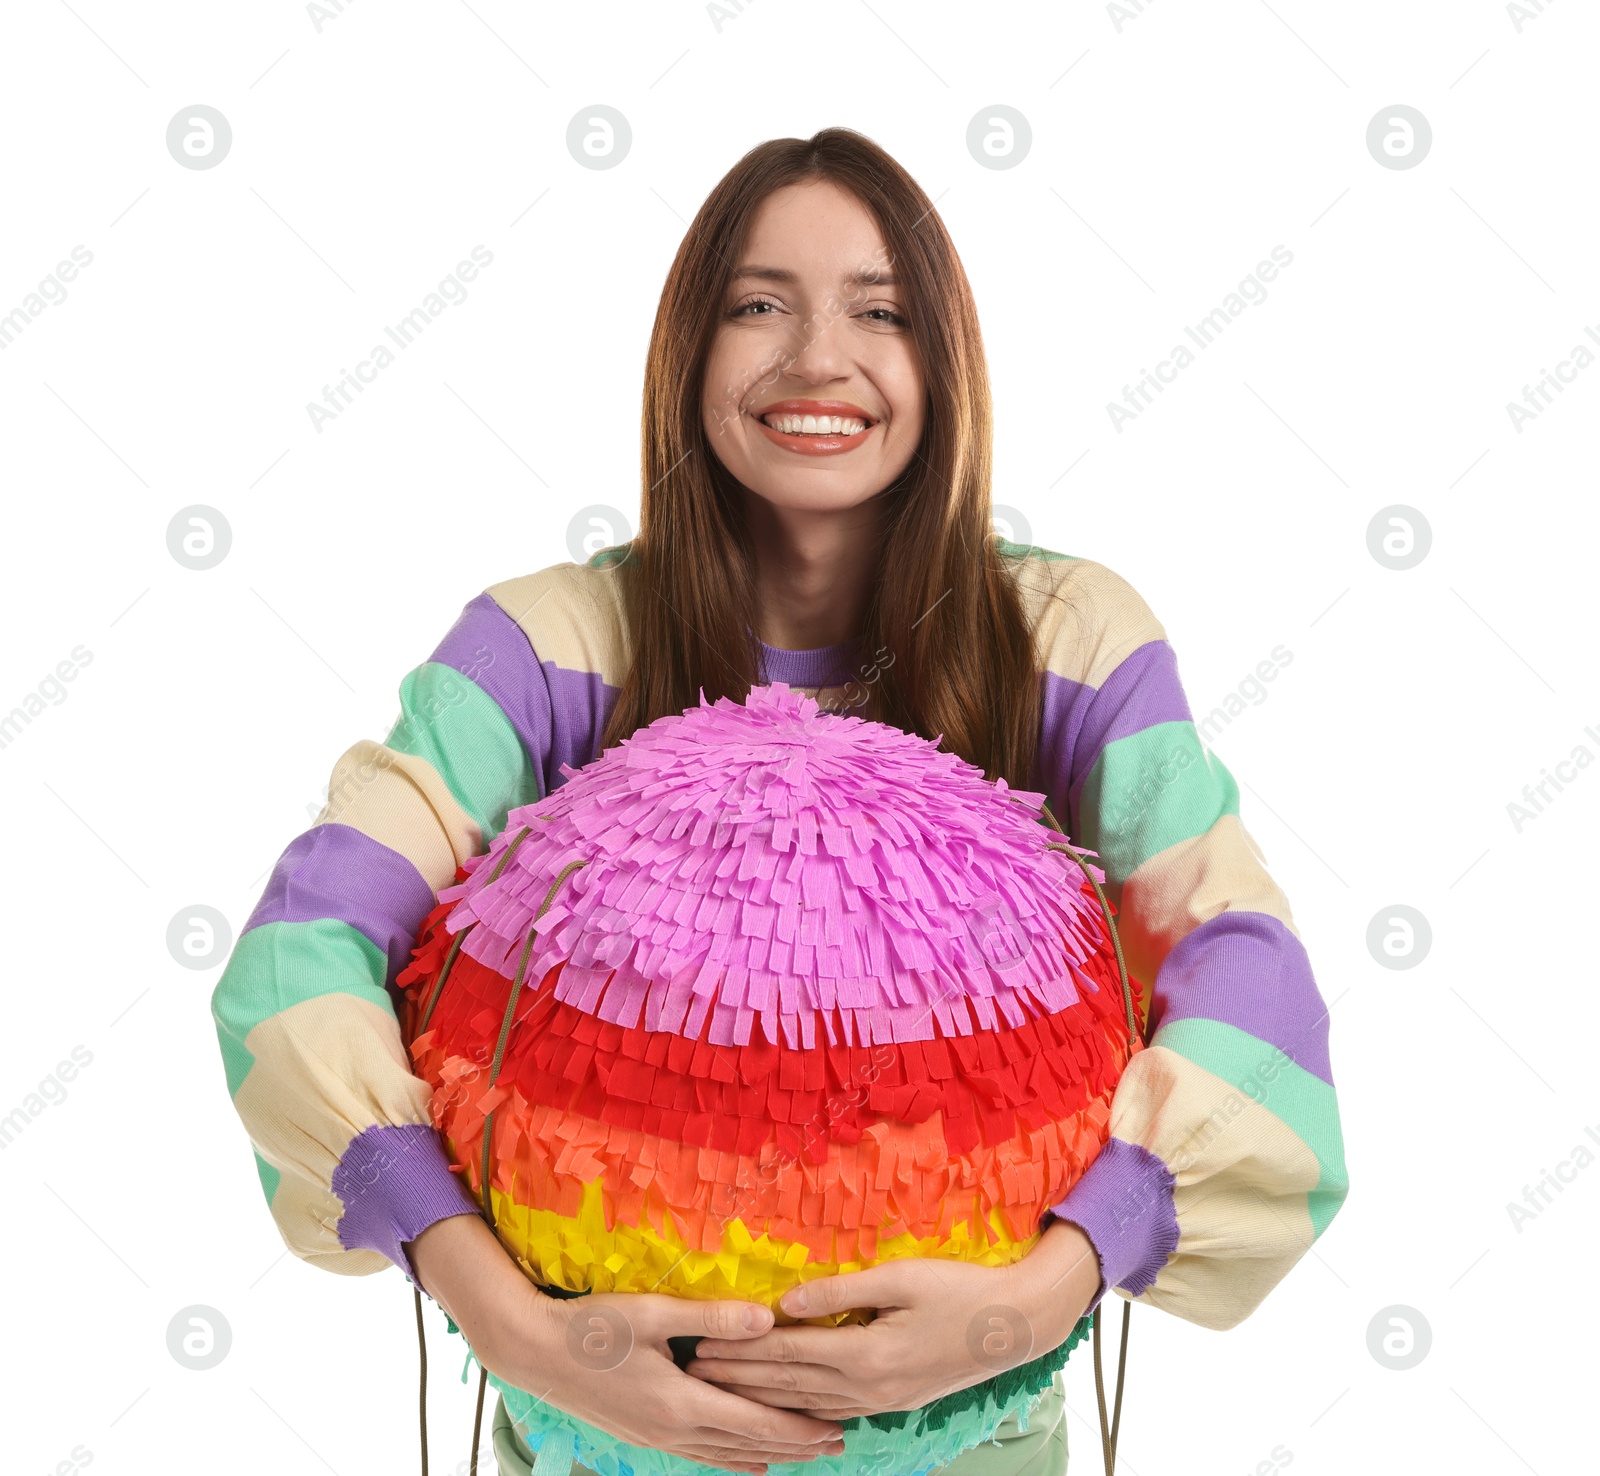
xmin=737 ymin=181 xmax=892 ymax=275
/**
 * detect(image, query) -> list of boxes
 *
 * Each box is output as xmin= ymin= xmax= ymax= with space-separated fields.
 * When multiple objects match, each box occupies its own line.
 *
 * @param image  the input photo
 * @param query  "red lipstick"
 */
xmin=750 ymin=398 xmax=878 ymax=457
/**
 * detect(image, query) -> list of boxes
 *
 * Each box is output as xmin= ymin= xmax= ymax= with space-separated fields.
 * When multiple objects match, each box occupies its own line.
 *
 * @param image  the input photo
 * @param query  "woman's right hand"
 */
xmin=409 ymin=1213 xmax=848 ymax=1474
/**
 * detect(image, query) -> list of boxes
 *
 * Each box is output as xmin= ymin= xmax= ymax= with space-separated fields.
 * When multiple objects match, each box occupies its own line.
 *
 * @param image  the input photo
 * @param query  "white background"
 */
xmin=2 ymin=1 xmax=1594 ymax=1472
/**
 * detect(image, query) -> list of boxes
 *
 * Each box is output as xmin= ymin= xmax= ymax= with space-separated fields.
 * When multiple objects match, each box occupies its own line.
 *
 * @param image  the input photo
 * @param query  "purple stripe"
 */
xmin=1038 ymin=640 xmax=1193 ymax=827
xmin=332 ymin=1123 xmax=481 ymax=1281
xmin=1153 ymin=909 xmax=1335 ymax=1084
xmin=758 ymin=637 xmax=861 ymax=690
xmin=440 ymin=594 xmax=864 ymax=794
xmin=1047 ymin=1136 xmax=1178 ymax=1306
xmin=435 ymin=591 xmax=625 ymax=796
xmin=546 ymin=665 xmax=620 ymax=789
xmin=243 ymin=823 xmax=436 ymax=987
xmin=430 ymin=592 xmax=555 ymax=775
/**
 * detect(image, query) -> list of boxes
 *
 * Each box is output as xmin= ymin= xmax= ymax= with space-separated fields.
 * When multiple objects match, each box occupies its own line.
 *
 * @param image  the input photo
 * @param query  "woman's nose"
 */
xmin=783 ymin=307 xmax=851 ymax=382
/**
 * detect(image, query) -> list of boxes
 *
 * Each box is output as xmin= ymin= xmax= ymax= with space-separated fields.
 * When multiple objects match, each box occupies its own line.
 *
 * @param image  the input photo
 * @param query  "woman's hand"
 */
xmin=684 ymin=1220 xmax=1103 ymax=1420
xmin=409 ymin=1214 xmax=848 ymax=1474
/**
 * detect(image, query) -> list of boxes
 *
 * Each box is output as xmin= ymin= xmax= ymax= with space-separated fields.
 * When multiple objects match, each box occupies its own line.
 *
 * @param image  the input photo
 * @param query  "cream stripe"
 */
xmin=488 ymin=561 xmax=632 ymax=685
xmin=1132 ymin=1177 xmax=1317 ymax=1330
xmin=1108 ymin=1044 xmax=1320 ymax=1330
xmin=313 ymin=740 xmax=481 ymax=893
xmin=1116 ymin=812 xmax=1300 ymax=987
xmin=263 ymin=1169 xmax=392 ymax=1275
xmin=235 ymin=992 xmax=434 ymax=1190
xmin=1011 ymin=554 xmax=1167 ymax=690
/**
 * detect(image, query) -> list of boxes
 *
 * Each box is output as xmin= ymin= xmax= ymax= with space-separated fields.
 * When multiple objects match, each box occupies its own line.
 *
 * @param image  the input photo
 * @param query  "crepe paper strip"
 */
xmin=402 ymin=880 xmax=1144 ymax=1072
xmin=404 ymin=945 xmax=1136 ymax=1167
xmin=531 ymin=1426 xmax=575 ymax=1476
xmin=429 ymin=1081 xmax=1115 ymax=1262
xmin=412 ymin=823 xmax=543 ymax=1044
xmin=411 ymin=685 xmax=1116 ymax=1048
xmin=447 ymin=1111 xmax=1112 ymax=1303
xmin=485 ymin=1315 xmax=1091 ymax=1476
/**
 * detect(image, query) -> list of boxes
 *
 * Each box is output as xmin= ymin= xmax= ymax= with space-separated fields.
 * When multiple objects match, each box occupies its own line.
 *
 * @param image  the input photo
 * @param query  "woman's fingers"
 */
xmin=630 ymin=1292 xmax=778 ymax=1342
xmin=676 ymin=1368 xmax=848 ymax=1446
xmin=776 ymin=1262 xmax=914 ymax=1321
xmin=674 ymin=1417 xmax=850 ymax=1455
xmin=510 ymin=1291 xmax=853 ymax=1460
xmin=678 ymin=1453 xmax=775 ymax=1475
xmin=693 ymin=1379 xmax=879 ymax=1417
xmin=685 ymin=1357 xmax=853 ymax=1398
xmin=675 ymin=1440 xmax=847 ymax=1472
xmin=693 ymin=1321 xmax=877 ymax=1366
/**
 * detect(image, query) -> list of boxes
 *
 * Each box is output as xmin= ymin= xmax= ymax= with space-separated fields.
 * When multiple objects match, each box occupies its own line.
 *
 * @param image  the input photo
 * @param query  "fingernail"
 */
xmin=742 ymin=1305 xmax=768 ymax=1330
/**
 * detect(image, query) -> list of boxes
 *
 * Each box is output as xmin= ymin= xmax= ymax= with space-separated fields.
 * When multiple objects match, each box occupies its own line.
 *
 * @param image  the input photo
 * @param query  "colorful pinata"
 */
xmin=397 ymin=682 xmax=1143 ymax=1476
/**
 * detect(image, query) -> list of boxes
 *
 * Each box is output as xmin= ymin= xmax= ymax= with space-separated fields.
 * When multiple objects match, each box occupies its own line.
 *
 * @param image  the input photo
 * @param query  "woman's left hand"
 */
xmin=684 ymin=1220 xmax=1103 ymax=1420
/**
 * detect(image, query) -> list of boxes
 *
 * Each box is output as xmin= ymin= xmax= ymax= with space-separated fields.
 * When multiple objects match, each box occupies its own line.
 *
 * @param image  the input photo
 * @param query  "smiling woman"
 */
xmin=702 ymin=185 xmax=920 ymax=477
xmin=603 ymin=129 xmax=1040 ymax=754
xmin=211 ymin=125 xmax=1347 ymax=1476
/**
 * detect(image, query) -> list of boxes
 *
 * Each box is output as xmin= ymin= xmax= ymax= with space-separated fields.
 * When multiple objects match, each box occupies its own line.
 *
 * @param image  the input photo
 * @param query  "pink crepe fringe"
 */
xmin=439 ymin=683 xmax=1110 ymax=1049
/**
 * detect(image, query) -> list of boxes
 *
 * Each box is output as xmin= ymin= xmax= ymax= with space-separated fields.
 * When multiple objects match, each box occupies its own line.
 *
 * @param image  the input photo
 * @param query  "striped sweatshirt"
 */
xmin=210 ymin=541 xmax=1347 ymax=1332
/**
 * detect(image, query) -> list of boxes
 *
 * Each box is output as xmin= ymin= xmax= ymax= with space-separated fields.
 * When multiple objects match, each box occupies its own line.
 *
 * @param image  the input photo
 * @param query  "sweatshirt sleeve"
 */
xmin=1031 ymin=555 xmax=1349 ymax=1331
xmin=210 ymin=590 xmax=570 ymax=1286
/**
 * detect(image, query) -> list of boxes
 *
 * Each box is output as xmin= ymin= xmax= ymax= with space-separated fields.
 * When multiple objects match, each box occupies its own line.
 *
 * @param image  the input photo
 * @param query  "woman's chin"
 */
xmin=738 ymin=475 xmax=890 ymax=517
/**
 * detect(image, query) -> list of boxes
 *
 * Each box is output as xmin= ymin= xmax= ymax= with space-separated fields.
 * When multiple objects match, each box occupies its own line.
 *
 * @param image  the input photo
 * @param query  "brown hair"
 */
xmin=597 ymin=126 xmax=1044 ymax=789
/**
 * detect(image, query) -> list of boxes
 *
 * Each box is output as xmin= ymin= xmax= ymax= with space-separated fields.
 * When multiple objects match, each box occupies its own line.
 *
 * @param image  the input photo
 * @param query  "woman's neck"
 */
xmin=743 ymin=490 xmax=883 ymax=651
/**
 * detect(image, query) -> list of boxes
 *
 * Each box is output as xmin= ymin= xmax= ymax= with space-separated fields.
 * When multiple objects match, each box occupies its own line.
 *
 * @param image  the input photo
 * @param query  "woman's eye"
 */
xmin=861 ymin=307 xmax=908 ymax=326
xmin=731 ymin=298 xmax=781 ymax=317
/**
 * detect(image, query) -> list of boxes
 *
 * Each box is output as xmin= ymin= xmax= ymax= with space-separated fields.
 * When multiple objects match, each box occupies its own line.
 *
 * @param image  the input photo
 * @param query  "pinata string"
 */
xmin=1037 ymin=800 xmax=1140 ymax=1049
xmin=411 ymin=800 xmax=1146 ymax=1476
xmin=410 ymin=813 xmax=583 ymax=1475
xmin=1039 ymin=799 xmax=1141 ymax=1476
xmin=416 ymin=820 xmax=541 ymax=1038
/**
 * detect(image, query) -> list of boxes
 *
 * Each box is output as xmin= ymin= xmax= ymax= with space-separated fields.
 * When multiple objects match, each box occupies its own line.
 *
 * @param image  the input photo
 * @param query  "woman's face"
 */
xmin=701 ymin=178 xmax=925 ymax=514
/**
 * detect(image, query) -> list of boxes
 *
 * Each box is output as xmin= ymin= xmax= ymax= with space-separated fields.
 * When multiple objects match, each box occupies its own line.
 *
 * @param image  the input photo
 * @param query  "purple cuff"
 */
xmin=1046 ymin=1137 xmax=1180 ymax=1313
xmin=331 ymin=1123 xmax=482 ymax=1285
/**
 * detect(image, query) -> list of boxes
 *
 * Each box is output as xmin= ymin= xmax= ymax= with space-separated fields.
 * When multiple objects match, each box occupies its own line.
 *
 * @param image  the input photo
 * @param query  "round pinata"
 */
xmin=397 ymin=681 xmax=1144 ymax=1476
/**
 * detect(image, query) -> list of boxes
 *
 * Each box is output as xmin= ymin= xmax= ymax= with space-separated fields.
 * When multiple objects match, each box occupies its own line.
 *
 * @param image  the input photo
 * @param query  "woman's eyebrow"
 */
xmin=733 ymin=265 xmax=899 ymax=287
xmin=732 ymin=265 xmax=797 ymax=283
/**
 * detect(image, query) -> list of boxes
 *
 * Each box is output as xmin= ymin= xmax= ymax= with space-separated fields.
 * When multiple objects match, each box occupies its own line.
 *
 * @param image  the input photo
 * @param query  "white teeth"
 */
xmin=763 ymin=413 xmax=868 ymax=436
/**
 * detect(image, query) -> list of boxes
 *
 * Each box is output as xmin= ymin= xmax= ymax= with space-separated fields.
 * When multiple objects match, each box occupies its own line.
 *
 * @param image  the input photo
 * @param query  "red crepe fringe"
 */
xmin=399 ymin=868 xmax=1145 ymax=1164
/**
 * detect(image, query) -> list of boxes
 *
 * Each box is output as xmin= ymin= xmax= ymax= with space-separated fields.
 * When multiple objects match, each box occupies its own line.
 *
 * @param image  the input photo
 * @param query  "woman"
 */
xmin=211 ymin=128 xmax=1347 ymax=1476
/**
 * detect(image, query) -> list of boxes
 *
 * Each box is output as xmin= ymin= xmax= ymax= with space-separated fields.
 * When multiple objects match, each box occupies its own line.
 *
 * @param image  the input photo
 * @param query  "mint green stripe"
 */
xmin=588 ymin=543 xmax=635 ymax=569
xmin=1077 ymin=720 xmax=1239 ymax=884
xmin=997 ymin=539 xmax=1077 ymax=562
xmin=1152 ymin=1017 xmax=1349 ymax=1239
xmin=210 ymin=919 xmax=391 ymax=1099
xmin=253 ymin=1151 xmax=282 ymax=1204
xmin=385 ymin=662 xmax=540 ymax=839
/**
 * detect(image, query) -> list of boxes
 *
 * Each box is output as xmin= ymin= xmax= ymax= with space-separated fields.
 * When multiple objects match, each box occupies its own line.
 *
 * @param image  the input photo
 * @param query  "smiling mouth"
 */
xmin=760 ymin=411 xmax=871 ymax=436
xmin=750 ymin=400 xmax=879 ymax=454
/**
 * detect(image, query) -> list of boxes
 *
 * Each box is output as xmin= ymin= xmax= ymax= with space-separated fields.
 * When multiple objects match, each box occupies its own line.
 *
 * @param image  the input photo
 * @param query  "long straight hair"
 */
xmin=597 ymin=126 xmax=1044 ymax=790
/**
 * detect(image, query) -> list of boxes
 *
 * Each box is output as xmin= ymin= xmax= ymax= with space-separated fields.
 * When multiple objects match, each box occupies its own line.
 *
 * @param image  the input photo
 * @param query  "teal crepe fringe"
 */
xmin=476 ymin=1315 xmax=1091 ymax=1476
